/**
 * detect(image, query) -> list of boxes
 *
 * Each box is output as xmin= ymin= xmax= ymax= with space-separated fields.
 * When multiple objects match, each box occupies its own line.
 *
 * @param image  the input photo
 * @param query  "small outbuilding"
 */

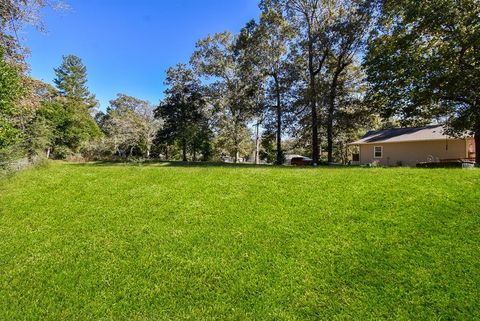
xmin=349 ymin=125 xmax=476 ymax=167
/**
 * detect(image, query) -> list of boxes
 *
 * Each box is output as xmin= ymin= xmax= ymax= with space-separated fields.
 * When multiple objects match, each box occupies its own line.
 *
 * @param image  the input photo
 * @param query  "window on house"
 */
xmin=374 ymin=146 xmax=383 ymax=158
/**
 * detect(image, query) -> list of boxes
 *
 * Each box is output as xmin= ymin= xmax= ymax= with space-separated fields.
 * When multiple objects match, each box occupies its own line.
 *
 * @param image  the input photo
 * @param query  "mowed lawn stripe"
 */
xmin=0 ymin=162 xmax=479 ymax=320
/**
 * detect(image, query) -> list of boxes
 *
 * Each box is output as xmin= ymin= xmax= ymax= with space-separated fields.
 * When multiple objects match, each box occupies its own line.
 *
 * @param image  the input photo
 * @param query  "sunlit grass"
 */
xmin=1 ymin=162 xmax=479 ymax=320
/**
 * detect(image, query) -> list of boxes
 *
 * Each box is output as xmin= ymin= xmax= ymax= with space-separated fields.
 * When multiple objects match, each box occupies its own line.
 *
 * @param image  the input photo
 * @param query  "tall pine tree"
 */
xmin=54 ymin=55 xmax=96 ymax=108
xmin=49 ymin=55 xmax=100 ymax=154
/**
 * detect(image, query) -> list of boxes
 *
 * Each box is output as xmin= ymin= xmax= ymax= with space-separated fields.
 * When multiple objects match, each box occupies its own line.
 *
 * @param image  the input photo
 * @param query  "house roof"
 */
xmin=349 ymin=125 xmax=469 ymax=145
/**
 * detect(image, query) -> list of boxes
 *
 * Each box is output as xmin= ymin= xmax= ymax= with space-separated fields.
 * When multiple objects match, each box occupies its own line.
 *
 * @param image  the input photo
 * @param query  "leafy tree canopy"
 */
xmin=156 ymin=64 xmax=211 ymax=161
xmin=0 ymin=50 xmax=23 ymax=153
xmin=366 ymin=0 xmax=480 ymax=129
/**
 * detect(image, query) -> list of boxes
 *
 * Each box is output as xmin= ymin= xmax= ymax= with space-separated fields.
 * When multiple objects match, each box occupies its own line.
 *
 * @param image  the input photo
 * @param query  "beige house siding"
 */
xmin=359 ymin=139 xmax=473 ymax=166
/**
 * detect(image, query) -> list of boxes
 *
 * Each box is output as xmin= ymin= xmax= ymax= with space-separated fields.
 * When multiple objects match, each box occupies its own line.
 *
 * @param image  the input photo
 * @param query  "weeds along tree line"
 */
xmin=1 ymin=0 xmax=479 ymax=169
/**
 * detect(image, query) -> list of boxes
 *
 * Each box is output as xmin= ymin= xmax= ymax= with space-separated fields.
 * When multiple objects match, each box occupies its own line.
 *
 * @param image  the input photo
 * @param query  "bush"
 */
xmin=52 ymin=146 xmax=73 ymax=159
xmin=0 ymin=156 xmax=47 ymax=178
xmin=79 ymin=140 xmax=113 ymax=161
xmin=66 ymin=154 xmax=85 ymax=162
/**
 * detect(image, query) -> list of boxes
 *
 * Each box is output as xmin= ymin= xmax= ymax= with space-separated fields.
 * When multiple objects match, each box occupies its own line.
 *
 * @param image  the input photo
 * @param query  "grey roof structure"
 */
xmin=349 ymin=125 xmax=470 ymax=145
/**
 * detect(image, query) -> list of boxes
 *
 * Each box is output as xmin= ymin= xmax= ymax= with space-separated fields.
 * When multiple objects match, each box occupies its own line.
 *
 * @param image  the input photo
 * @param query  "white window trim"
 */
xmin=374 ymin=146 xmax=383 ymax=159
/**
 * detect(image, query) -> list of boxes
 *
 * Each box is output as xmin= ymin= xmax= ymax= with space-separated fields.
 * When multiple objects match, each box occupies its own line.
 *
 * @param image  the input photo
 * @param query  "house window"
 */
xmin=374 ymin=146 xmax=383 ymax=158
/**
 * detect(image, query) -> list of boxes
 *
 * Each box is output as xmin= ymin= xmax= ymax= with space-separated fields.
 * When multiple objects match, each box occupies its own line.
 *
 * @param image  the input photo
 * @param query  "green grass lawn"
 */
xmin=1 ymin=162 xmax=479 ymax=320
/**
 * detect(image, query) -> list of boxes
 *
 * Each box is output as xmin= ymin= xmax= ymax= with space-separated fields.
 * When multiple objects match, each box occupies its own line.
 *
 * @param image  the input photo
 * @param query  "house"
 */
xmin=349 ymin=125 xmax=476 ymax=167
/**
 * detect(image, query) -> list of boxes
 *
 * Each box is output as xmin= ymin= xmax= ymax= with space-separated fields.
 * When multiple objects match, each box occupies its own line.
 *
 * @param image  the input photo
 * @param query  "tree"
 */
xmin=264 ymin=0 xmax=333 ymax=165
xmin=235 ymin=20 xmax=268 ymax=165
xmin=1 ymin=1 xmax=62 ymax=163
xmin=365 ymin=0 xmax=480 ymax=164
xmin=324 ymin=0 xmax=374 ymax=163
xmin=46 ymin=55 xmax=101 ymax=155
xmin=329 ymin=64 xmax=373 ymax=164
xmin=1 ymin=50 xmax=66 ymax=162
xmin=22 ymin=114 xmax=54 ymax=159
xmin=259 ymin=129 xmax=277 ymax=163
xmin=0 ymin=0 xmax=63 ymax=63
xmin=191 ymin=32 xmax=256 ymax=163
xmin=253 ymin=7 xmax=296 ymax=164
xmin=38 ymin=98 xmax=101 ymax=156
xmin=215 ymin=119 xmax=254 ymax=162
xmin=100 ymin=94 xmax=161 ymax=158
xmin=2 ymin=1 xmax=121 ymax=163
xmin=54 ymin=55 xmax=97 ymax=108
xmin=0 ymin=50 xmax=23 ymax=160
xmin=156 ymin=64 xmax=211 ymax=162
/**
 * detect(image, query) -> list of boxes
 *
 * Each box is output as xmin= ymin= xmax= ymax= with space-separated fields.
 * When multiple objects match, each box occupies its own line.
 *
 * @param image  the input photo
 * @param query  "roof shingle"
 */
xmin=349 ymin=125 xmax=469 ymax=145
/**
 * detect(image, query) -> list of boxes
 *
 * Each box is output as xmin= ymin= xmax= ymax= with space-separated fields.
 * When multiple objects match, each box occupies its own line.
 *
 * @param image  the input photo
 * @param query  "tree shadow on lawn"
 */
xmin=67 ymin=161 xmax=465 ymax=170
xmin=66 ymin=160 xmax=326 ymax=170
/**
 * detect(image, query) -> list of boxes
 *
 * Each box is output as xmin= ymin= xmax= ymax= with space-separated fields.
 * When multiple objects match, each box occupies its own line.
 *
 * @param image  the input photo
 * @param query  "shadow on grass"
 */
xmin=66 ymin=160 xmax=326 ymax=170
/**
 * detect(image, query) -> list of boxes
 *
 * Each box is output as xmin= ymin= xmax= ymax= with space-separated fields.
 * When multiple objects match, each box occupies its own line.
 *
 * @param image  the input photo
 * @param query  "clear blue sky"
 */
xmin=24 ymin=0 xmax=260 ymax=110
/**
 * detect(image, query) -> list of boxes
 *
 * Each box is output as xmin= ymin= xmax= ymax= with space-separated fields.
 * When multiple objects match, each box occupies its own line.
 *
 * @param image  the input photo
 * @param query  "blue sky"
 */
xmin=24 ymin=0 xmax=260 ymax=110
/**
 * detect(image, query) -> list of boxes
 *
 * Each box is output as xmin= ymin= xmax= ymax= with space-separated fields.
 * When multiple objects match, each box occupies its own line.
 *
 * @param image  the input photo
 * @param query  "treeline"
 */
xmin=1 ymin=52 xmax=100 ymax=162
xmin=1 ymin=0 xmax=479 ymax=167
xmin=160 ymin=0 xmax=377 ymax=165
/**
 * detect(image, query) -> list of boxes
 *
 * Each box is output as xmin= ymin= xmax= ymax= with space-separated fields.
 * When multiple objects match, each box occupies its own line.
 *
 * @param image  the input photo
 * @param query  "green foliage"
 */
xmin=1 ymin=8 xmax=101 ymax=164
xmin=54 ymin=55 xmax=97 ymax=108
xmin=191 ymin=32 xmax=259 ymax=163
xmin=215 ymin=117 xmax=253 ymax=161
xmin=38 ymin=99 xmax=101 ymax=156
xmin=21 ymin=54 xmax=104 ymax=158
xmin=259 ymin=130 xmax=277 ymax=163
xmin=365 ymin=0 xmax=480 ymax=164
xmin=0 ymin=51 xmax=23 ymax=158
xmin=65 ymin=101 xmax=102 ymax=151
xmin=99 ymin=94 xmax=161 ymax=158
xmin=259 ymin=129 xmax=286 ymax=164
xmin=0 ymin=51 xmax=23 ymax=115
xmin=242 ymin=9 xmax=296 ymax=165
xmin=156 ymin=64 xmax=212 ymax=162
xmin=0 ymin=163 xmax=479 ymax=319
xmin=21 ymin=115 xmax=54 ymax=158
xmin=365 ymin=0 xmax=480 ymax=130
xmin=258 ymin=0 xmax=376 ymax=164
xmin=0 ymin=118 xmax=19 ymax=150
xmin=51 ymin=145 xmax=72 ymax=159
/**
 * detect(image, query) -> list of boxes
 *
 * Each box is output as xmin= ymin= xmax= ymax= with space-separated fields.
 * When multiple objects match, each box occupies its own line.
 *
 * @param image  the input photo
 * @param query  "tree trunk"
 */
xmin=306 ymin=28 xmax=328 ymax=166
xmin=475 ymin=127 xmax=480 ymax=165
xmin=327 ymin=71 xmax=340 ymax=164
xmin=308 ymin=46 xmax=320 ymax=166
xmin=46 ymin=147 xmax=51 ymax=159
xmin=255 ymin=121 xmax=260 ymax=165
xmin=182 ymin=138 xmax=187 ymax=162
xmin=274 ymin=74 xmax=283 ymax=165
xmin=234 ymin=117 xmax=239 ymax=164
